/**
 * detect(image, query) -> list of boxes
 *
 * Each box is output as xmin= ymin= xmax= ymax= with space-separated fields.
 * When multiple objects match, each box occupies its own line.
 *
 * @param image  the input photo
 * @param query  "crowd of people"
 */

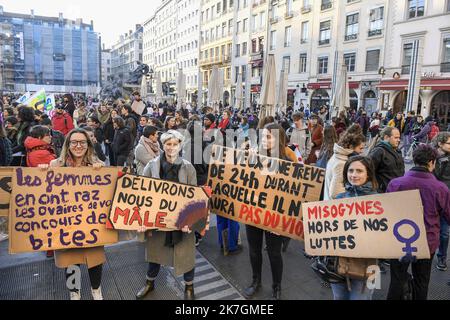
xmin=0 ymin=91 xmax=449 ymax=301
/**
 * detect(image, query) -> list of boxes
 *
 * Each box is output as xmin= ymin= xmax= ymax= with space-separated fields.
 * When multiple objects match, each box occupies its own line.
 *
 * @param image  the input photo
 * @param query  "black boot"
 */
xmin=136 ymin=279 xmax=155 ymax=300
xmin=243 ymin=278 xmax=261 ymax=299
xmin=184 ymin=284 xmax=195 ymax=300
xmin=270 ymin=284 xmax=281 ymax=300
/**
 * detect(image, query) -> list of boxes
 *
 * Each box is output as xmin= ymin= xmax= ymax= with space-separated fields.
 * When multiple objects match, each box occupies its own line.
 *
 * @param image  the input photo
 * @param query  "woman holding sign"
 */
xmin=40 ymin=128 xmax=105 ymax=300
xmin=137 ymin=130 xmax=198 ymax=300
xmin=331 ymin=156 xmax=379 ymax=300
xmin=243 ymin=123 xmax=291 ymax=300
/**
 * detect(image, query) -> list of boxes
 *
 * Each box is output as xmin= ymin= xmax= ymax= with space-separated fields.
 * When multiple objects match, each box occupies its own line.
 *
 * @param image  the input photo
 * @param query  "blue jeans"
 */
xmin=217 ymin=216 xmax=240 ymax=252
xmin=331 ymin=280 xmax=374 ymax=300
xmin=437 ymin=216 xmax=449 ymax=259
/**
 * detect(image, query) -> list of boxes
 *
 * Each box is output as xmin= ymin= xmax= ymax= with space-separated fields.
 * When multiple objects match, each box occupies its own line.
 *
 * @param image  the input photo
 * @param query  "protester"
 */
xmin=24 ymin=125 xmax=56 ymax=168
xmin=137 ymin=130 xmax=198 ymax=300
xmin=368 ymin=127 xmax=405 ymax=193
xmin=388 ymin=112 xmax=405 ymax=135
xmin=0 ymin=121 xmax=12 ymax=166
xmin=103 ymin=109 xmax=118 ymax=166
xmin=386 ymin=144 xmax=450 ymax=300
xmin=86 ymin=116 xmax=104 ymax=144
xmin=83 ymin=126 xmax=107 ymax=162
xmin=134 ymin=125 xmax=161 ymax=175
xmin=39 ymin=118 xmax=65 ymax=158
xmin=12 ymin=106 xmax=36 ymax=166
xmin=137 ymin=115 xmax=150 ymax=140
xmin=40 ymin=128 xmax=106 ymax=300
xmin=112 ymin=116 xmax=132 ymax=166
xmin=306 ymin=114 xmax=324 ymax=164
xmin=52 ymin=104 xmax=75 ymax=136
xmin=164 ymin=116 xmax=177 ymax=132
xmin=432 ymin=132 xmax=450 ymax=272
xmin=62 ymin=94 xmax=76 ymax=118
xmin=331 ymin=156 xmax=379 ymax=300
xmin=316 ymin=125 xmax=338 ymax=169
xmin=286 ymin=112 xmax=311 ymax=162
xmin=243 ymin=123 xmax=289 ymax=300
xmin=324 ymin=132 xmax=366 ymax=200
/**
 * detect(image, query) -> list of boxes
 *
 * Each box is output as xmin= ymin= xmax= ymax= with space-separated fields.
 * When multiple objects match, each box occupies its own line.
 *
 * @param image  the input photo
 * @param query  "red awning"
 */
xmin=251 ymin=85 xmax=261 ymax=93
xmin=377 ymin=78 xmax=450 ymax=91
xmin=307 ymin=82 xmax=360 ymax=90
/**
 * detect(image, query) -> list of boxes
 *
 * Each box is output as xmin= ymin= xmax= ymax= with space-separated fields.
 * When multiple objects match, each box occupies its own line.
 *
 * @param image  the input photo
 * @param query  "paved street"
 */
xmin=1 ymin=218 xmax=448 ymax=300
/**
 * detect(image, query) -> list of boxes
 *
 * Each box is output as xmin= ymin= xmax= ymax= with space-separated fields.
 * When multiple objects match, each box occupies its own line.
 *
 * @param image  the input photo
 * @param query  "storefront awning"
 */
xmin=307 ymin=82 xmax=360 ymax=90
xmin=377 ymin=78 xmax=450 ymax=91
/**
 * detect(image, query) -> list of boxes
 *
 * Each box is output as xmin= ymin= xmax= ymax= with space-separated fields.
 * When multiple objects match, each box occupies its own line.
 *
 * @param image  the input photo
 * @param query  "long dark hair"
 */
xmin=261 ymin=123 xmax=287 ymax=160
xmin=318 ymin=125 xmax=338 ymax=161
xmin=343 ymin=156 xmax=378 ymax=190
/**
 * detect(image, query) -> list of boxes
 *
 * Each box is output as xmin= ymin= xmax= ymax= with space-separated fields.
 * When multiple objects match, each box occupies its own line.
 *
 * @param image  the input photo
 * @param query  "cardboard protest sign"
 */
xmin=208 ymin=145 xmax=325 ymax=241
xmin=302 ymin=190 xmax=430 ymax=259
xmin=131 ymin=100 xmax=146 ymax=115
xmin=0 ymin=168 xmax=14 ymax=217
xmin=9 ymin=167 xmax=119 ymax=254
xmin=108 ymin=174 xmax=211 ymax=232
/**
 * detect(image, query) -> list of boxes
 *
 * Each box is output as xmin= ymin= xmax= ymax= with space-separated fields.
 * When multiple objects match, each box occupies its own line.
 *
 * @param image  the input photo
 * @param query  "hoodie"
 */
xmin=24 ymin=137 xmax=56 ymax=167
xmin=323 ymin=144 xmax=354 ymax=200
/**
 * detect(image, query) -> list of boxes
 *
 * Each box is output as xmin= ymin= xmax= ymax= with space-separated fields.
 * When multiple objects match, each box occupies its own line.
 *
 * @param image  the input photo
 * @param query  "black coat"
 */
xmin=112 ymin=127 xmax=132 ymax=158
xmin=368 ymin=142 xmax=405 ymax=193
xmin=103 ymin=119 xmax=115 ymax=144
xmin=434 ymin=153 xmax=450 ymax=189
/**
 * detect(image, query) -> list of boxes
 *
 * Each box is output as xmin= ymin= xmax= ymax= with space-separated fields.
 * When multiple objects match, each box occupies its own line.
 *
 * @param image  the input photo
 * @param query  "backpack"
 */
xmin=428 ymin=124 xmax=440 ymax=141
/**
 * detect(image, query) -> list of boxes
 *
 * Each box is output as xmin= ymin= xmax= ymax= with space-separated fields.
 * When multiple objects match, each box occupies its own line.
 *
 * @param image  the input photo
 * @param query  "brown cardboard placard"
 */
xmin=0 ymin=167 xmax=15 ymax=217
xmin=131 ymin=100 xmax=146 ymax=115
xmin=108 ymin=174 xmax=211 ymax=232
xmin=302 ymin=190 xmax=430 ymax=259
xmin=208 ymin=145 xmax=325 ymax=241
xmin=9 ymin=167 xmax=119 ymax=254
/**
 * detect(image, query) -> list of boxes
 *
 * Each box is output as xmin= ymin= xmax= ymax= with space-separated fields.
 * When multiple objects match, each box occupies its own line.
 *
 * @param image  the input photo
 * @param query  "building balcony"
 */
xmin=285 ymin=12 xmax=294 ymax=19
xmin=301 ymin=5 xmax=312 ymax=13
xmin=199 ymin=55 xmax=231 ymax=67
xmin=368 ymin=29 xmax=383 ymax=37
xmin=441 ymin=62 xmax=450 ymax=73
xmin=270 ymin=17 xmax=280 ymax=24
xmin=250 ymin=51 xmax=263 ymax=61
xmin=319 ymin=39 xmax=330 ymax=46
xmin=345 ymin=34 xmax=358 ymax=41
xmin=251 ymin=76 xmax=262 ymax=85
xmin=321 ymin=2 xmax=333 ymax=11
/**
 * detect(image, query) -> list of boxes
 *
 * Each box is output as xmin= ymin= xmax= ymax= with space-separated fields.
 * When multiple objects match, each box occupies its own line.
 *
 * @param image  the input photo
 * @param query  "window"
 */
xmin=242 ymin=65 xmax=247 ymax=81
xmin=318 ymin=56 xmax=329 ymax=74
xmin=243 ymin=18 xmax=248 ymax=32
xmin=319 ymin=21 xmax=331 ymax=45
xmin=283 ymin=56 xmax=291 ymax=74
xmin=299 ymin=53 xmax=307 ymax=73
xmin=408 ymin=0 xmax=424 ymax=19
xmin=344 ymin=53 xmax=356 ymax=72
xmin=321 ymin=0 xmax=332 ymax=11
xmin=369 ymin=7 xmax=384 ymax=37
xmin=242 ymin=42 xmax=247 ymax=55
xmin=402 ymin=43 xmax=413 ymax=74
xmin=236 ymin=44 xmax=241 ymax=57
xmin=235 ymin=67 xmax=240 ymax=82
xmin=217 ymin=2 xmax=221 ymax=13
xmin=301 ymin=21 xmax=309 ymax=43
xmin=365 ymin=49 xmax=380 ymax=72
xmin=447 ymin=0 xmax=450 ymax=12
xmin=252 ymin=39 xmax=257 ymax=53
xmin=237 ymin=21 xmax=241 ymax=34
xmin=270 ymin=30 xmax=277 ymax=50
xmin=286 ymin=0 xmax=293 ymax=15
xmin=345 ymin=13 xmax=359 ymax=41
xmin=284 ymin=26 xmax=292 ymax=47
xmin=442 ymin=37 xmax=450 ymax=72
xmin=251 ymin=14 xmax=257 ymax=31
xmin=222 ymin=22 xmax=227 ymax=37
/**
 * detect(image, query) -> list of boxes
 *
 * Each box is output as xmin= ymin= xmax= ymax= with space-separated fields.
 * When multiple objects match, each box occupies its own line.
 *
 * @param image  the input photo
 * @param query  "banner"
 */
xmin=9 ymin=167 xmax=119 ymax=254
xmin=0 ymin=168 xmax=14 ymax=217
xmin=108 ymin=174 xmax=211 ymax=232
xmin=131 ymin=100 xmax=146 ymax=115
xmin=302 ymin=190 xmax=430 ymax=259
xmin=208 ymin=145 xmax=325 ymax=241
xmin=24 ymin=89 xmax=46 ymax=112
xmin=16 ymin=92 xmax=31 ymax=104
xmin=44 ymin=94 xmax=56 ymax=114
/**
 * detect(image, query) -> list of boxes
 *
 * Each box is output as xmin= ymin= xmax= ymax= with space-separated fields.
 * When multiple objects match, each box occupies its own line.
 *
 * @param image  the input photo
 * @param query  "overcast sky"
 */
xmin=0 ymin=0 xmax=159 ymax=48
